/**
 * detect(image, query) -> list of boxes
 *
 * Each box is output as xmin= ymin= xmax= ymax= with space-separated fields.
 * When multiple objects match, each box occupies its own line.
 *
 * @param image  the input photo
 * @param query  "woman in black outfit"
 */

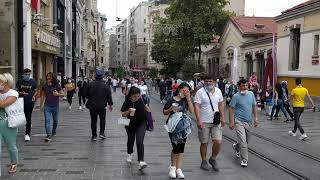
xmin=121 ymin=87 xmax=148 ymax=170
xmin=163 ymin=82 xmax=194 ymax=179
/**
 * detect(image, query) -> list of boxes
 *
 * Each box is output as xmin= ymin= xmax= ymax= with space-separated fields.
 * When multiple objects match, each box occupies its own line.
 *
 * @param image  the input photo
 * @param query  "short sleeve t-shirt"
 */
xmin=0 ymin=89 xmax=19 ymax=121
xmin=112 ymin=79 xmax=118 ymax=86
xmin=121 ymin=98 xmax=146 ymax=126
xmin=194 ymin=87 xmax=224 ymax=123
xmin=139 ymin=85 xmax=148 ymax=95
xmin=291 ymin=86 xmax=308 ymax=107
xmin=16 ymin=79 xmax=37 ymax=104
xmin=42 ymin=83 xmax=62 ymax=107
xmin=229 ymin=91 xmax=257 ymax=123
xmin=163 ymin=97 xmax=188 ymax=123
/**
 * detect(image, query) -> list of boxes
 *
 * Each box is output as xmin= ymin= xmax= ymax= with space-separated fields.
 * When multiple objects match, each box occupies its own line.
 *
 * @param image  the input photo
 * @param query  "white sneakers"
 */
xmin=241 ymin=160 xmax=248 ymax=167
xmin=79 ymin=106 xmax=82 ymax=110
xmin=299 ymin=134 xmax=308 ymax=140
xmin=24 ymin=135 xmax=30 ymax=142
xmin=169 ymin=166 xmax=177 ymax=179
xmin=69 ymin=106 xmax=72 ymax=110
xmin=138 ymin=161 xmax=147 ymax=170
xmin=289 ymin=131 xmax=308 ymax=140
xmin=169 ymin=166 xmax=185 ymax=179
xmin=289 ymin=131 xmax=297 ymax=137
xmin=126 ymin=154 xmax=132 ymax=163
xmin=176 ymin=168 xmax=185 ymax=179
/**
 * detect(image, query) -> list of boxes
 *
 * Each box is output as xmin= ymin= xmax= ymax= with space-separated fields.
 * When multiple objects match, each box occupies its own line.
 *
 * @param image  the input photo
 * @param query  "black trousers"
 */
xmin=90 ymin=109 xmax=106 ymax=136
xmin=24 ymin=103 xmax=35 ymax=135
xmin=275 ymin=101 xmax=294 ymax=118
xmin=293 ymin=107 xmax=305 ymax=134
xmin=160 ymin=91 xmax=166 ymax=101
xmin=78 ymin=93 xmax=86 ymax=106
xmin=125 ymin=124 xmax=146 ymax=161
xmin=67 ymin=91 xmax=74 ymax=106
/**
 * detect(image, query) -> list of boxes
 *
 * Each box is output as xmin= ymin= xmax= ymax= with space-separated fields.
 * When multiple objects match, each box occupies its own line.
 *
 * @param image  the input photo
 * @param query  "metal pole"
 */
xmin=272 ymin=33 xmax=276 ymax=105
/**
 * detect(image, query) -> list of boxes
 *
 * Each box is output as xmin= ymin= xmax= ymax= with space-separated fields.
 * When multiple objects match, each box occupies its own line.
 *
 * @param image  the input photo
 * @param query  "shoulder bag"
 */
xmin=205 ymin=91 xmax=221 ymax=125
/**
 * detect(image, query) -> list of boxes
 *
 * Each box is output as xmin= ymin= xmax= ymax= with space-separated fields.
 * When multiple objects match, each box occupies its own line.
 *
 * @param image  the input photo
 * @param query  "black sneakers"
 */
xmin=45 ymin=135 xmax=52 ymax=142
xmin=99 ymin=133 xmax=107 ymax=139
xmin=91 ymin=136 xmax=97 ymax=141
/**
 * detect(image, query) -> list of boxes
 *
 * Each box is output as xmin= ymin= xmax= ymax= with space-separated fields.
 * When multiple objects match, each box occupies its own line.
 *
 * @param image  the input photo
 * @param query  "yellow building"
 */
xmin=275 ymin=0 xmax=320 ymax=96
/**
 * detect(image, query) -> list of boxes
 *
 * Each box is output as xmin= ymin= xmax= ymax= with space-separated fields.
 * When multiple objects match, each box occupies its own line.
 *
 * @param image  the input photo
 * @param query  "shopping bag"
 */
xmin=5 ymin=98 xmax=26 ymax=128
xmin=118 ymin=116 xmax=130 ymax=126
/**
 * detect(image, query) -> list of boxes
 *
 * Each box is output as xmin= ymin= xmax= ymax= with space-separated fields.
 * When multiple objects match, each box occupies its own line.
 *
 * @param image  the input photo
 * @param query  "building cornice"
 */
xmin=275 ymin=1 xmax=320 ymax=22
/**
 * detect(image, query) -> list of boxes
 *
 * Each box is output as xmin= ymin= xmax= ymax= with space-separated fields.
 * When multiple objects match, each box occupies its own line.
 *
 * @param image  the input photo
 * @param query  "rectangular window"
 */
xmin=101 ymin=57 xmax=104 ymax=64
xmin=118 ymin=48 xmax=120 ymax=52
xmin=289 ymin=28 xmax=301 ymax=71
xmin=118 ymin=35 xmax=120 ymax=38
xmin=143 ymin=38 xmax=146 ymax=42
xmin=118 ymin=28 xmax=121 ymax=32
xmin=144 ymin=28 xmax=147 ymax=33
xmin=144 ymin=19 xmax=146 ymax=24
xmin=314 ymin=34 xmax=319 ymax=56
xmin=93 ymin=25 xmax=96 ymax=35
xmin=118 ymin=41 xmax=121 ymax=45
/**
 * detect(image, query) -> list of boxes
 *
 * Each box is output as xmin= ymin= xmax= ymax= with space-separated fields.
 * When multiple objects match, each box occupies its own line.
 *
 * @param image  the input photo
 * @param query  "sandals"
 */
xmin=8 ymin=164 xmax=17 ymax=174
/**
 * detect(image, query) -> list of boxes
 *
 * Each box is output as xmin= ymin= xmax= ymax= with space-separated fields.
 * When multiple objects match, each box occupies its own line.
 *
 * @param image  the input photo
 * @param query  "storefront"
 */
xmin=0 ymin=1 xmax=17 ymax=75
xmin=31 ymin=23 xmax=60 ymax=83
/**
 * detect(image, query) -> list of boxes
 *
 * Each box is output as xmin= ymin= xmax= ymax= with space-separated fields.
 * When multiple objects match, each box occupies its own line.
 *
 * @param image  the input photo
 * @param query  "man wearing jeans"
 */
xmin=194 ymin=75 xmax=225 ymax=172
xmin=229 ymin=79 xmax=258 ymax=167
xmin=289 ymin=78 xmax=315 ymax=140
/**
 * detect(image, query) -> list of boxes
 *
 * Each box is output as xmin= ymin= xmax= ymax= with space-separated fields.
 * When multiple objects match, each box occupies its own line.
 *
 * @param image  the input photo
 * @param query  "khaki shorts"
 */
xmin=198 ymin=123 xmax=222 ymax=143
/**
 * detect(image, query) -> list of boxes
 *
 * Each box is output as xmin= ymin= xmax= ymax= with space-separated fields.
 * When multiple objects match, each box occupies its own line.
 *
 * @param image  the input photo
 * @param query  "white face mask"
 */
xmin=240 ymin=90 xmax=248 ymax=95
xmin=179 ymin=92 xmax=185 ymax=98
xmin=205 ymin=85 xmax=215 ymax=91
xmin=68 ymin=80 xmax=71 ymax=83
xmin=0 ymin=83 xmax=4 ymax=91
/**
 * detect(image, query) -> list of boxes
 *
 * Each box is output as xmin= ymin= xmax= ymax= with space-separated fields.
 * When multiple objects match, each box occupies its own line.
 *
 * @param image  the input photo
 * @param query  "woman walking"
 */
xmin=121 ymin=87 xmax=148 ymax=170
xmin=40 ymin=72 xmax=64 ymax=142
xmin=0 ymin=73 xmax=20 ymax=174
xmin=65 ymin=78 xmax=75 ymax=110
xmin=163 ymin=83 xmax=194 ymax=179
xmin=139 ymin=80 xmax=150 ymax=105
xmin=269 ymin=83 xmax=290 ymax=121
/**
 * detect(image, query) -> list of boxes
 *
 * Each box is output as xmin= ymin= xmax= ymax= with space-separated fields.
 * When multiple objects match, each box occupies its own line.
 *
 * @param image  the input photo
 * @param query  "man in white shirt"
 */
xmin=112 ymin=78 xmax=118 ymax=93
xmin=194 ymin=75 xmax=225 ymax=172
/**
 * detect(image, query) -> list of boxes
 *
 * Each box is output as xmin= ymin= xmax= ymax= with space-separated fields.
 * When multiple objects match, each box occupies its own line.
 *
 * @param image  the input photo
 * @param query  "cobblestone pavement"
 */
xmin=1 ymin=89 xmax=318 ymax=180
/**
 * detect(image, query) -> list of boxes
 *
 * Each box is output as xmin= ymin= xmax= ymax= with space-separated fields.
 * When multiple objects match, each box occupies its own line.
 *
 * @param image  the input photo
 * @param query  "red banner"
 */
xmin=31 ymin=0 xmax=38 ymax=11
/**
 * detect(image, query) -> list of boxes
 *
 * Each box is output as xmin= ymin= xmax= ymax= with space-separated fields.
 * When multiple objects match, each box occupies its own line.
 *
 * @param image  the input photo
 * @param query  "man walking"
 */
xmin=229 ymin=79 xmax=259 ymax=167
xmin=16 ymin=68 xmax=37 ymax=141
xmin=77 ymin=76 xmax=87 ymax=110
xmin=289 ymin=78 xmax=315 ymax=140
xmin=86 ymin=69 xmax=113 ymax=141
xmin=194 ymin=75 xmax=225 ymax=171
xmin=112 ymin=78 xmax=118 ymax=93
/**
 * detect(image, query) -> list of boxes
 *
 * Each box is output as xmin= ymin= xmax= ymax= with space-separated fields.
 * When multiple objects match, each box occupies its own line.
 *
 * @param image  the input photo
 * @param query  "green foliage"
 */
xmin=115 ymin=67 xmax=126 ymax=79
xmin=151 ymin=0 xmax=232 ymax=76
xmin=149 ymin=67 xmax=159 ymax=79
xmin=181 ymin=60 xmax=204 ymax=80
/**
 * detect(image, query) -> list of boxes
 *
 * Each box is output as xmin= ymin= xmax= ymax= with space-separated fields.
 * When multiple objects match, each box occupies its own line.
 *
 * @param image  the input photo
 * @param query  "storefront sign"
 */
xmin=312 ymin=59 xmax=319 ymax=66
xmin=32 ymin=23 xmax=60 ymax=55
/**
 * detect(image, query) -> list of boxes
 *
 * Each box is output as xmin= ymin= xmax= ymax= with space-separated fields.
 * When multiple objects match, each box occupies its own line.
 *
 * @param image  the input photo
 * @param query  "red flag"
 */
xmin=31 ymin=0 xmax=38 ymax=11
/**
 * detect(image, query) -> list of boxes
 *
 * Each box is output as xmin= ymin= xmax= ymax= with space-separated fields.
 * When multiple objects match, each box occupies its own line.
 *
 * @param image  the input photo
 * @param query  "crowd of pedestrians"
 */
xmin=0 ymin=68 xmax=317 ymax=178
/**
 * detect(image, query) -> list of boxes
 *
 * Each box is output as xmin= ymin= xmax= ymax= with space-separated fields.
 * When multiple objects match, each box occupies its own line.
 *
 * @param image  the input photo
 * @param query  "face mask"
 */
xmin=205 ymin=85 xmax=215 ymax=91
xmin=179 ymin=92 xmax=185 ymax=98
xmin=23 ymin=74 xmax=31 ymax=81
xmin=240 ymin=90 xmax=248 ymax=95
xmin=68 ymin=80 xmax=71 ymax=83
xmin=0 ymin=83 xmax=5 ymax=91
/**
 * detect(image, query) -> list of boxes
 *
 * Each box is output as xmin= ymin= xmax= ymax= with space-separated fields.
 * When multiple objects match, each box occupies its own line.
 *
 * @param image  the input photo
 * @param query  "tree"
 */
xmin=149 ymin=67 xmax=159 ymax=79
xmin=166 ymin=0 xmax=232 ymax=64
xmin=115 ymin=67 xmax=126 ymax=79
xmin=181 ymin=60 xmax=204 ymax=80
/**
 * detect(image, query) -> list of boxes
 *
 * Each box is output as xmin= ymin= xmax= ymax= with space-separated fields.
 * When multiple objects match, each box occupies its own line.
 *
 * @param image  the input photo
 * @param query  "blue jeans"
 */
xmin=271 ymin=100 xmax=288 ymax=119
xmin=44 ymin=105 xmax=59 ymax=136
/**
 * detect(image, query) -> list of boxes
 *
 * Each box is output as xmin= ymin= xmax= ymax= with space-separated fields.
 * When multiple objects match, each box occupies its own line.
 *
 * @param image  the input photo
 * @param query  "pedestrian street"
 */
xmin=1 ymin=90 xmax=320 ymax=180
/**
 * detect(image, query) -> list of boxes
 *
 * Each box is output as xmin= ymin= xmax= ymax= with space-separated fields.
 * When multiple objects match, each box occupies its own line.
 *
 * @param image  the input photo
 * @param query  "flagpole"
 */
xmin=272 ymin=33 xmax=275 ymax=106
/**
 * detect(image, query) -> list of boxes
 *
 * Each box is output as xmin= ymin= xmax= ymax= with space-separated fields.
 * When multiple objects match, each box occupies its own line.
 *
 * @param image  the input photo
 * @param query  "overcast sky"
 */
xmin=98 ymin=0 xmax=309 ymax=29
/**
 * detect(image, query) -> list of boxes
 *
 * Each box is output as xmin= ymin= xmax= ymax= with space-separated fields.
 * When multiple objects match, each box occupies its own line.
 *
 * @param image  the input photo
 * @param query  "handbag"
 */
xmin=145 ymin=111 xmax=154 ymax=131
xmin=118 ymin=116 xmax=130 ymax=126
xmin=205 ymin=91 xmax=221 ymax=125
xmin=5 ymin=98 xmax=26 ymax=128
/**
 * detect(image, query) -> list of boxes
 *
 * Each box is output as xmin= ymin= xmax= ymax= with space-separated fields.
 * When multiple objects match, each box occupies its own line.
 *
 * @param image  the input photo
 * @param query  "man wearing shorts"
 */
xmin=194 ymin=75 xmax=225 ymax=172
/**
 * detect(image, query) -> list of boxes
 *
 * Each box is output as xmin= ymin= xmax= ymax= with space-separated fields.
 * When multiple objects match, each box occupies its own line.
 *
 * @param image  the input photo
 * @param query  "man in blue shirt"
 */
xmin=16 ymin=68 xmax=38 ymax=142
xmin=229 ymin=79 xmax=258 ymax=167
